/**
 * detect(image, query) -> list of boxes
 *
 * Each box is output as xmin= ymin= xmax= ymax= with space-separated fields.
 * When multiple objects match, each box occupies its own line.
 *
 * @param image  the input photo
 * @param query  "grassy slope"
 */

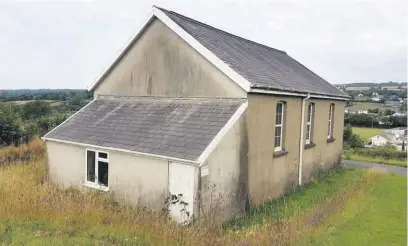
xmin=352 ymin=127 xmax=383 ymax=140
xmin=297 ymin=173 xmax=407 ymax=246
xmin=226 ymin=168 xmax=366 ymax=229
xmin=0 ymin=141 xmax=406 ymax=245
xmin=342 ymin=154 xmax=407 ymax=167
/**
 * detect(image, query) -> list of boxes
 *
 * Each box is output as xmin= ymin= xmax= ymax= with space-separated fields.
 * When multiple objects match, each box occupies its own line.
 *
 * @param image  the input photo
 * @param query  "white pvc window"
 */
xmin=85 ymin=150 xmax=109 ymax=191
xmin=306 ymin=103 xmax=314 ymax=144
xmin=274 ymin=102 xmax=285 ymax=151
xmin=328 ymin=104 xmax=334 ymax=138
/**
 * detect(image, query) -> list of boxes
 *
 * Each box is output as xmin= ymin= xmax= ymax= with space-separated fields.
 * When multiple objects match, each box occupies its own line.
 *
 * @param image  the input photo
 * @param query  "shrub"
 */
xmin=344 ymin=146 xmax=407 ymax=160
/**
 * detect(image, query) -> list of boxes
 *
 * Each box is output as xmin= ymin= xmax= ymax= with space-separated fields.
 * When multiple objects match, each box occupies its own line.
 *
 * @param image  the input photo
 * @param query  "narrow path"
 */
xmin=342 ymin=159 xmax=407 ymax=176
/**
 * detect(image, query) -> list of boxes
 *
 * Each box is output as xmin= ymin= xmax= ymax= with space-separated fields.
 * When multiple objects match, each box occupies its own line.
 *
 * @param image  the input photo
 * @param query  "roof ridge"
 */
xmin=156 ymin=6 xmax=287 ymax=55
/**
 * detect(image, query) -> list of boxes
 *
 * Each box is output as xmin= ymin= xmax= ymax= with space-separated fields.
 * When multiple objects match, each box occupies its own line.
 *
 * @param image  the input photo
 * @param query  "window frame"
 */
xmin=305 ymin=103 xmax=314 ymax=144
xmin=85 ymin=149 xmax=109 ymax=191
xmin=328 ymin=104 xmax=335 ymax=139
xmin=274 ymin=102 xmax=285 ymax=152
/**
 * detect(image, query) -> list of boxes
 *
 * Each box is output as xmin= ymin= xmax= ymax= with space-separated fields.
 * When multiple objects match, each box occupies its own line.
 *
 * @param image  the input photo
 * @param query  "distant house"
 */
xmin=42 ymin=6 xmax=349 ymax=223
xmin=357 ymin=93 xmax=364 ymax=97
xmin=385 ymin=101 xmax=400 ymax=108
xmin=369 ymin=128 xmax=407 ymax=150
xmin=392 ymin=112 xmax=406 ymax=117
xmin=345 ymin=109 xmax=368 ymax=114
xmin=371 ymin=97 xmax=381 ymax=102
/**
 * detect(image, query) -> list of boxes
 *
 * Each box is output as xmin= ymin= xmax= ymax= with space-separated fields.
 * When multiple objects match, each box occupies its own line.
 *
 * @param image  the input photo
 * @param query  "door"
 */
xmin=168 ymin=161 xmax=196 ymax=224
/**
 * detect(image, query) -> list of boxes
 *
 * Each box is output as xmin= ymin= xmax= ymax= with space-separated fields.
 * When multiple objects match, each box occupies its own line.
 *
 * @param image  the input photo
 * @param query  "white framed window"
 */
xmin=306 ymin=103 xmax=314 ymax=144
xmin=328 ymin=104 xmax=335 ymax=138
xmin=274 ymin=102 xmax=285 ymax=151
xmin=85 ymin=149 xmax=109 ymax=191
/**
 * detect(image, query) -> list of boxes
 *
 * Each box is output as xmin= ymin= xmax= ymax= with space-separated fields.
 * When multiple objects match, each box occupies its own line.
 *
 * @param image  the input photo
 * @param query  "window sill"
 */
xmin=273 ymin=149 xmax=288 ymax=158
xmin=84 ymin=182 xmax=109 ymax=192
xmin=327 ymin=137 xmax=336 ymax=143
xmin=304 ymin=143 xmax=316 ymax=149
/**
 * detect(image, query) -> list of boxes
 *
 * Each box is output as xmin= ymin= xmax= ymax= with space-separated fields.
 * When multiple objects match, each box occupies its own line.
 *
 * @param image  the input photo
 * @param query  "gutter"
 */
xmin=298 ymin=93 xmax=311 ymax=185
xmin=42 ymin=137 xmax=200 ymax=166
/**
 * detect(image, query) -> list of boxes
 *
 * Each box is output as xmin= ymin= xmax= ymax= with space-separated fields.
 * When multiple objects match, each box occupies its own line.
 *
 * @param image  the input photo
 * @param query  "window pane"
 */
xmin=307 ymin=105 xmax=312 ymax=122
xmin=98 ymin=161 xmax=109 ymax=187
xmin=275 ymin=135 xmax=281 ymax=147
xmin=87 ymin=151 xmax=95 ymax=182
xmin=306 ymin=125 xmax=310 ymax=140
xmin=275 ymin=126 xmax=281 ymax=137
xmin=98 ymin=152 xmax=108 ymax=159
xmin=328 ymin=121 xmax=331 ymax=136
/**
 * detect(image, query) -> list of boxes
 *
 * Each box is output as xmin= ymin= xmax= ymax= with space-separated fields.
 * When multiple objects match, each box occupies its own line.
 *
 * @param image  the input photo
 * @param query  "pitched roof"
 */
xmin=44 ymin=98 xmax=244 ymax=161
xmin=157 ymin=7 xmax=349 ymax=98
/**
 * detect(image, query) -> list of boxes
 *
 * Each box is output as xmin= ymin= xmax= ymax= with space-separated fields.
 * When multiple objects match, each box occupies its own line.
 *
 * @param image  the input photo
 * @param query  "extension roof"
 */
xmin=44 ymin=98 xmax=245 ymax=162
xmin=90 ymin=6 xmax=349 ymax=99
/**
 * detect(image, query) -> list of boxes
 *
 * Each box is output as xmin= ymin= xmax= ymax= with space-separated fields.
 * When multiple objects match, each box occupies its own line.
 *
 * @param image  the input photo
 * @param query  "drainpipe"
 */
xmin=299 ymin=93 xmax=311 ymax=186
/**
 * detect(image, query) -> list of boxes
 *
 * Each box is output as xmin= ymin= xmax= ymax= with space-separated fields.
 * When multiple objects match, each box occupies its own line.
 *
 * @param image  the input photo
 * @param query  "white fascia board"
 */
xmin=197 ymin=101 xmax=248 ymax=165
xmin=250 ymin=88 xmax=349 ymax=101
xmin=152 ymin=7 xmax=251 ymax=93
xmin=42 ymin=99 xmax=96 ymax=139
xmin=88 ymin=12 xmax=155 ymax=91
xmin=43 ymin=137 xmax=200 ymax=166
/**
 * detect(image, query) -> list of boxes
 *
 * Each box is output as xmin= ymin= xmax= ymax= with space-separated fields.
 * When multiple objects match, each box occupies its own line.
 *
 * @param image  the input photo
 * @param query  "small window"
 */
xmin=98 ymin=152 xmax=108 ymax=159
xmin=274 ymin=102 xmax=285 ymax=151
xmin=328 ymin=104 xmax=335 ymax=138
xmin=306 ymin=103 xmax=314 ymax=144
xmin=86 ymin=150 xmax=109 ymax=189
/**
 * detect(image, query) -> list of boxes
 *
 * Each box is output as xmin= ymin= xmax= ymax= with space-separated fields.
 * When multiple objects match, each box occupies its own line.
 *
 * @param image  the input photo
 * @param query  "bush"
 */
xmin=344 ymin=145 xmax=407 ymax=161
xmin=343 ymin=125 xmax=364 ymax=149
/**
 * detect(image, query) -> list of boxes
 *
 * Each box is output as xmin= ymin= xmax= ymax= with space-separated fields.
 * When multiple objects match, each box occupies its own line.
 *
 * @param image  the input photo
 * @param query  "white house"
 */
xmin=369 ymin=135 xmax=390 ymax=147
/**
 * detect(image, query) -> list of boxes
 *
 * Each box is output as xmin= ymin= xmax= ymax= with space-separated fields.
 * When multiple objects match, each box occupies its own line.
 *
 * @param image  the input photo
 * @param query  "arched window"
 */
xmin=274 ymin=101 xmax=286 ymax=151
xmin=328 ymin=103 xmax=335 ymax=138
xmin=306 ymin=103 xmax=314 ymax=144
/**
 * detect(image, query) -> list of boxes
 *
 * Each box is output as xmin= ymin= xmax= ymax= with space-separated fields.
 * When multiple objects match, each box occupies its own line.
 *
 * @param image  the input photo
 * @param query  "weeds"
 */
xmin=0 ymin=140 xmax=388 ymax=245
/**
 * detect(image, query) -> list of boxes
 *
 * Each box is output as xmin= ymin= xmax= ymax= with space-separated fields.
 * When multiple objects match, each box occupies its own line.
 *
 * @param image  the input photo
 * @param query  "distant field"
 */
xmin=9 ymin=100 xmax=62 ymax=106
xmin=352 ymin=127 xmax=383 ymax=140
xmin=345 ymin=87 xmax=371 ymax=91
xmin=347 ymin=102 xmax=394 ymax=111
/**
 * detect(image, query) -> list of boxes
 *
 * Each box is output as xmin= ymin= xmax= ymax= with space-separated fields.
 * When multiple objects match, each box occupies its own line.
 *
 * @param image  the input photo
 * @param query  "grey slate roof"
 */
xmin=158 ymin=7 xmax=349 ymax=98
xmin=45 ymin=98 xmax=244 ymax=161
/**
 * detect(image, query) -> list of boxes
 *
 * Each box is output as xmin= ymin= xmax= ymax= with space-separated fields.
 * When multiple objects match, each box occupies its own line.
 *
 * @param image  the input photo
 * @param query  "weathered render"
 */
xmin=200 ymin=113 xmax=248 ymax=220
xmin=46 ymin=141 xmax=169 ymax=209
xmin=246 ymin=94 xmax=302 ymax=205
xmin=301 ymin=100 xmax=345 ymax=182
xmin=94 ymin=19 xmax=246 ymax=98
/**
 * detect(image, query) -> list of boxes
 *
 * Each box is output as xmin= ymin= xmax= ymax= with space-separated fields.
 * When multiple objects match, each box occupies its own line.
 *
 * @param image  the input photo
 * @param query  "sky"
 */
xmin=0 ymin=0 xmax=407 ymax=90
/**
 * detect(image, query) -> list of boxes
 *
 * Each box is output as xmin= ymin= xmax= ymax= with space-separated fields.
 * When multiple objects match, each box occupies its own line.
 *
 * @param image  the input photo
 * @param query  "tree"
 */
xmin=0 ymin=103 xmax=24 ymax=146
xmin=22 ymin=100 xmax=52 ymax=120
xmin=399 ymin=102 xmax=407 ymax=113
xmin=384 ymin=109 xmax=396 ymax=116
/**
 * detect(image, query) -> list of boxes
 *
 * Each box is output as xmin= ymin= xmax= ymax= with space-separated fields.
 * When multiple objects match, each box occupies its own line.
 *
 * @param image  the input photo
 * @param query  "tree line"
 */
xmin=0 ymin=93 xmax=91 ymax=146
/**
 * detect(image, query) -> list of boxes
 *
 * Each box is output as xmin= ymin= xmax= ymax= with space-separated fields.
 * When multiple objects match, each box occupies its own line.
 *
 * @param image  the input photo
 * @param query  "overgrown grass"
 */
xmin=0 ymin=141 xmax=405 ymax=245
xmin=343 ymin=153 xmax=407 ymax=167
xmin=296 ymin=173 xmax=407 ymax=246
xmin=352 ymin=127 xmax=383 ymax=140
xmin=225 ymin=168 xmax=366 ymax=229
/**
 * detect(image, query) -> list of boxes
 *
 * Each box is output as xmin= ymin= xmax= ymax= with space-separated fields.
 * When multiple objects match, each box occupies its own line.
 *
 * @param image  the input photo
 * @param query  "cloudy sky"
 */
xmin=0 ymin=0 xmax=406 ymax=89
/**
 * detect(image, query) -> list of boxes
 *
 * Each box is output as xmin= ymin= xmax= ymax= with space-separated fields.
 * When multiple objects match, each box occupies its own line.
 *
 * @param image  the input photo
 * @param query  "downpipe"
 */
xmin=298 ymin=93 xmax=311 ymax=185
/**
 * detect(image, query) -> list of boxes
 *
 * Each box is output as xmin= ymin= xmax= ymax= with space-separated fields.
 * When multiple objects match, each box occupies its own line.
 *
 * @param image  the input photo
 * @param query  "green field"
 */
xmin=297 ymin=173 xmax=407 ymax=246
xmin=347 ymin=102 xmax=394 ymax=112
xmin=352 ymin=127 xmax=383 ymax=140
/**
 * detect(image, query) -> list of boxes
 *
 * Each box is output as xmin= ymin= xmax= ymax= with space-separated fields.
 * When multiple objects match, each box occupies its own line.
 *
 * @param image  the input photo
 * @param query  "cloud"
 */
xmin=0 ymin=0 xmax=406 ymax=89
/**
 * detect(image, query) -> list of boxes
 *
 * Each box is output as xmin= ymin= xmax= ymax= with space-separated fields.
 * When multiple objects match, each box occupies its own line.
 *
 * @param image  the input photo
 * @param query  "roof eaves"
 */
xmin=43 ymin=136 xmax=200 ymax=165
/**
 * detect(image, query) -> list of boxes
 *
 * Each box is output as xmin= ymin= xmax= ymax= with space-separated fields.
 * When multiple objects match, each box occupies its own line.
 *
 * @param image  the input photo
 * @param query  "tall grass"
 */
xmin=0 ymin=139 xmax=45 ymax=166
xmin=0 ymin=140 xmax=382 ymax=245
